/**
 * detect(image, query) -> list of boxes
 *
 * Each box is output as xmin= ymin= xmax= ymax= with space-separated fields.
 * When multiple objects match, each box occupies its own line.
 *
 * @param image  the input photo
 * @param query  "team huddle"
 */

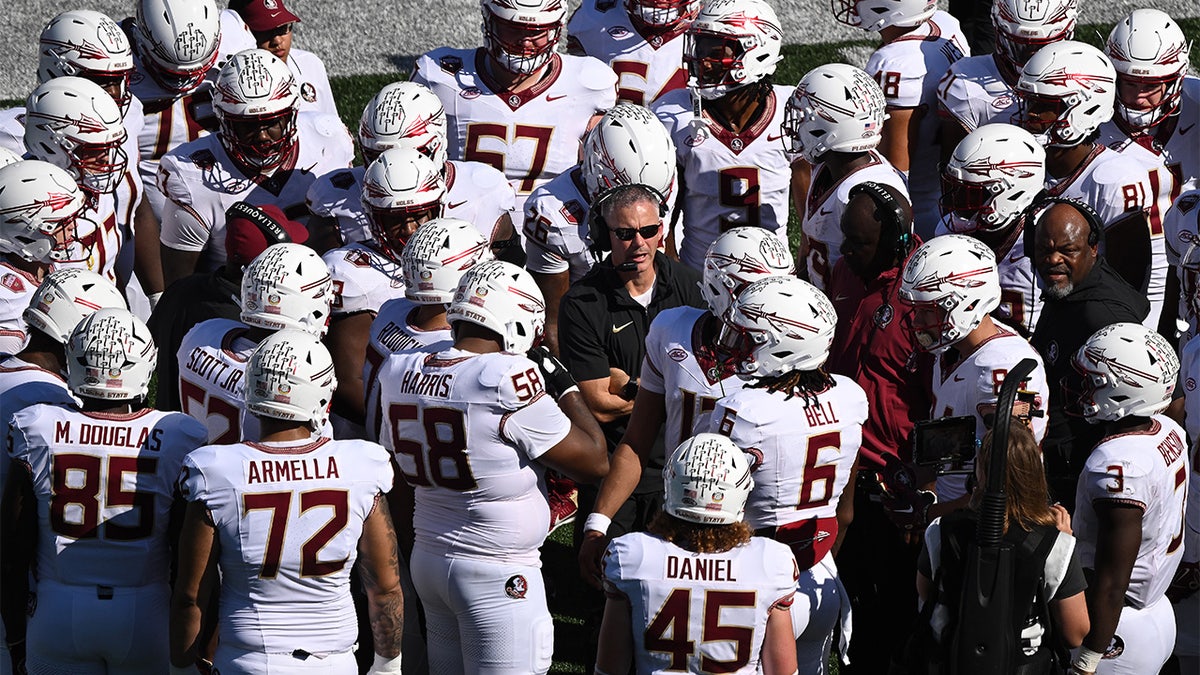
xmin=0 ymin=0 xmax=1195 ymax=673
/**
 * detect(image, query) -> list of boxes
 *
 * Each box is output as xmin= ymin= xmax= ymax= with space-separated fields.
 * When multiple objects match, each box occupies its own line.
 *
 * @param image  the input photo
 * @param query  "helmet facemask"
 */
xmin=482 ymin=10 xmax=562 ymax=76
xmin=219 ymin=108 xmax=299 ymax=173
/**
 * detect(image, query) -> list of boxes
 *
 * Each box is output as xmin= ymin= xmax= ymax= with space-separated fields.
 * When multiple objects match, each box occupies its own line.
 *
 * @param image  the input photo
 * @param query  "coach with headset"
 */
xmin=1030 ymin=199 xmax=1150 ymax=505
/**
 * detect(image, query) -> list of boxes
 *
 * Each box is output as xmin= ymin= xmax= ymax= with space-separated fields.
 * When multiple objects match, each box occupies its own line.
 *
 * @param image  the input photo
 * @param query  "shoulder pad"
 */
xmin=331 ymin=170 xmax=357 ymax=190
xmin=487 ymin=353 xmax=546 ymax=411
xmin=304 ymin=112 xmax=350 ymax=140
xmin=573 ymin=56 xmax=620 ymax=91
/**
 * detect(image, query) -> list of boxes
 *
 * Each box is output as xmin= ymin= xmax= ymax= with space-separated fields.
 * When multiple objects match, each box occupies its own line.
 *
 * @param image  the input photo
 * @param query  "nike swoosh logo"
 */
xmin=819 ymin=208 xmax=834 ymax=216
xmin=1181 ymin=123 xmax=1195 ymax=135
xmin=446 ymin=200 xmax=468 ymax=210
xmin=1009 ymin=253 xmax=1024 ymax=263
xmin=891 ymin=506 xmax=914 ymax=514
xmin=767 ymin=133 xmax=783 ymax=142
xmin=953 ymin=375 xmax=965 ymax=382
xmin=833 ymin=294 xmax=849 ymax=302
xmin=546 ymin=94 xmax=568 ymax=102
xmin=612 ymin=321 xmax=634 ymax=334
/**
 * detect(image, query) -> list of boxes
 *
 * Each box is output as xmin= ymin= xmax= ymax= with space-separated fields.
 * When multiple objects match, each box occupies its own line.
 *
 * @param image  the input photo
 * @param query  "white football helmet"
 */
xmin=66 ymin=308 xmax=156 ymax=401
xmin=663 ymin=433 xmax=754 ymax=525
xmin=401 ymin=218 xmax=493 ymax=305
xmin=24 ymin=268 xmax=127 ymax=345
xmin=991 ymin=0 xmax=1077 ymax=76
xmin=685 ymin=0 xmax=784 ymax=100
xmin=720 ymin=275 xmax=837 ymax=379
xmin=24 ymin=77 xmax=128 ymax=197
xmin=133 ymin=0 xmax=221 ymax=95
xmin=942 ymin=124 xmax=1046 ymax=234
xmin=447 ymin=260 xmax=545 ymax=353
xmin=581 ymin=103 xmax=678 ymax=203
xmin=700 ymin=226 xmax=796 ymax=320
xmin=213 ymin=49 xmax=300 ymax=172
xmin=481 ymin=0 xmax=566 ymax=76
xmin=0 ymin=148 xmax=21 ymax=169
xmin=1014 ymin=40 xmax=1116 ymax=147
xmin=783 ymin=63 xmax=887 ymax=163
xmin=245 ymin=329 xmax=337 ymax=431
xmin=359 ymin=81 xmax=449 ymax=166
xmin=833 ymin=0 xmax=936 ymax=32
xmin=899 ymin=234 xmax=1001 ymax=353
xmin=626 ymin=0 xmax=703 ymax=29
xmin=1070 ymin=322 xmax=1179 ymax=422
xmin=361 ymin=147 xmax=447 ymax=261
xmin=0 ymin=160 xmax=86 ymax=264
xmin=38 ymin=10 xmax=135 ymax=116
xmin=1106 ymin=9 xmax=1190 ymax=131
xmin=240 ymin=243 xmax=334 ymax=337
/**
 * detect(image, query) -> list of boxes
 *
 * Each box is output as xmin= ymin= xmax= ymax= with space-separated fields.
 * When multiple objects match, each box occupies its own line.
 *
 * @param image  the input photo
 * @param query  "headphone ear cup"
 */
xmin=589 ymin=208 xmax=611 ymax=252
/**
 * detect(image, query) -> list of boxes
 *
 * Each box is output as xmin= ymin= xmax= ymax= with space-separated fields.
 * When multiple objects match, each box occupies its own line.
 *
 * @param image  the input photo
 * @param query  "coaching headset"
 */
xmin=848 ymin=181 xmax=913 ymax=261
xmin=587 ymin=183 xmax=671 ymax=269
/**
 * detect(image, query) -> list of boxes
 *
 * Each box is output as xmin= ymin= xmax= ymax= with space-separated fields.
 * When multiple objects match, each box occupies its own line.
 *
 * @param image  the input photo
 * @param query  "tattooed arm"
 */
xmin=358 ymin=493 xmax=404 ymax=670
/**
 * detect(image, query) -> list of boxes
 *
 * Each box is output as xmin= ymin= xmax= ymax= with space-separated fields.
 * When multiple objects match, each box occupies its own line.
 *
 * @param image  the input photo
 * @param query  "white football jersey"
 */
xmin=711 ymin=375 xmax=867 ymax=569
xmin=936 ymin=54 xmax=1017 ymax=134
xmin=322 ymin=241 xmax=404 ymax=317
xmin=443 ymin=158 xmax=518 ymax=242
xmin=307 ymin=166 xmax=369 ymax=245
xmin=412 ymin=48 xmax=617 ymax=211
xmin=177 ymin=318 xmax=258 ymax=444
xmin=1162 ymin=77 xmax=1200 ymax=192
xmin=9 ymin=405 xmax=207 ymax=587
xmin=157 ymin=111 xmax=354 ymax=271
xmin=179 ymin=436 xmax=393 ymax=654
xmin=1164 ymin=189 xmax=1200 ymax=343
xmin=362 ymin=297 xmax=454 ymax=440
xmin=603 ymin=533 xmax=799 ymax=675
xmin=934 ymin=218 xmax=1042 ymax=335
xmin=0 ymin=107 xmax=23 ymax=155
xmin=641 ymin=306 xmax=744 ymax=452
xmin=654 ymin=85 xmax=798 ymax=268
xmin=376 ymin=348 xmax=572 ymax=565
xmin=1047 ymin=144 xmax=1167 ymax=330
xmin=930 ymin=327 xmax=1048 ymax=500
xmin=0 ymin=262 xmax=39 ymax=355
xmin=0 ymin=355 xmax=77 ymax=506
xmin=523 ymin=166 xmax=597 ymax=280
xmin=802 ymin=151 xmax=909 ymax=291
xmin=60 ymin=174 xmax=141 ymax=284
xmin=1074 ymin=416 xmax=1190 ymax=608
xmin=567 ymin=0 xmax=690 ymax=107
xmin=288 ymin=48 xmax=338 ymax=117
xmin=867 ymin=10 xmax=968 ymax=234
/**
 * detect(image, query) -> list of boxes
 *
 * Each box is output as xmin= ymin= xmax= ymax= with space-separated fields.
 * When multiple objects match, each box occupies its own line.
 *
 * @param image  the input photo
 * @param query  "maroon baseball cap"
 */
xmin=238 ymin=0 xmax=301 ymax=33
xmin=224 ymin=202 xmax=308 ymax=268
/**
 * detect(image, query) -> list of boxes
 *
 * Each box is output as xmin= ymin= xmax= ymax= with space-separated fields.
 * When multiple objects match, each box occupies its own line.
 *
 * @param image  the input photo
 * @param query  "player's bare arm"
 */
xmin=327 ymin=310 xmax=373 ymax=425
xmin=593 ymin=595 xmax=633 ymax=675
xmin=576 ymin=369 xmax=635 ymax=424
xmin=531 ymin=268 xmax=570 ymax=356
xmin=169 ymin=500 xmax=221 ymax=670
xmin=539 ymin=388 xmax=609 ymax=484
xmin=761 ymin=605 xmax=800 ymax=675
xmin=1078 ymin=503 xmax=1143 ymax=669
xmin=357 ymin=494 xmax=404 ymax=667
xmin=833 ymin=454 xmax=860 ymax=556
xmin=878 ymin=106 xmax=917 ymax=173
xmin=134 ymin=198 xmax=166 ymax=298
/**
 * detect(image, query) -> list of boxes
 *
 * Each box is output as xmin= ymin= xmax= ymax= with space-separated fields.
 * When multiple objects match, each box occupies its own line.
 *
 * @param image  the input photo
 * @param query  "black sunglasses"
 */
xmin=610 ymin=222 xmax=661 ymax=241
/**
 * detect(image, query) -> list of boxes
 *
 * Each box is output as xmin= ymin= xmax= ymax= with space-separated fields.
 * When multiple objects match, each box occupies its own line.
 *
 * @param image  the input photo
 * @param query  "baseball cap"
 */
xmin=224 ymin=202 xmax=308 ymax=268
xmin=238 ymin=0 xmax=301 ymax=33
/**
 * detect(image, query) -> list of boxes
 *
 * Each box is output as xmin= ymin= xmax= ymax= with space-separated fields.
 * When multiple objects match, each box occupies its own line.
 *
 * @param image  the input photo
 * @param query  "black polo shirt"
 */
xmin=558 ymin=252 xmax=704 ymax=483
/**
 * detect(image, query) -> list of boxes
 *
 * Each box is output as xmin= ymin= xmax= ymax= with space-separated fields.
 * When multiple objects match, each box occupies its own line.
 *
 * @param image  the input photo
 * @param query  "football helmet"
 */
xmin=1014 ymin=40 xmax=1116 ymax=147
xmin=361 ymin=147 xmax=447 ymax=261
xmin=941 ymin=123 xmax=1046 ymax=234
xmin=245 ymin=329 xmax=337 ymax=431
xmin=991 ymin=0 xmax=1077 ymax=76
xmin=783 ymin=63 xmax=887 ymax=163
xmin=401 ymin=217 xmax=493 ymax=305
xmin=1106 ymin=9 xmax=1190 ymax=131
xmin=626 ymin=0 xmax=703 ymax=29
xmin=684 ymin=0 xmax=784 ymax=100
xmin=240 ymin=243 xmax=334 ymax=337
xmin=23 ymin=268 xmax=127 ymax=345
xmin=0 ymin=148 xmax=20 ymax=169
xmin=24 ymin=77 xmax=128 ymax=197
xmin=899 ymin=234 xmax=1001 ymax=353
xmin=720 ymin=275 xmax=837 ymax=379
xmin=663 ymin=433 xmax=754 ymax=525
xmin=213 ymin=49 xmax=300 ymax=172
xmin=38 ymin=10 xmax=135 ymax=116
xmin=833 ymin=0 xmax=937 ymax=32
xmin=1070 ymin=322 xmax=1179 ymax=422
xmin=481 ymin=0 xmax=566 ymax=76
xmin=66 ymin=308 xmax=156 ymax=401
xmin=359 ymin=81 xmax=449 ymax=166
xmin=700 ymin=226 xmax=795 ymax=320
xmin=581 ymin=103 xmax=677 ymax=203
xmin=447 ymin=260 xmax=546 ymax=353
xmin=0 ymin=160 xmax=86 ymax=264
xmin=133 ymin=0 xmax=221 ymax=95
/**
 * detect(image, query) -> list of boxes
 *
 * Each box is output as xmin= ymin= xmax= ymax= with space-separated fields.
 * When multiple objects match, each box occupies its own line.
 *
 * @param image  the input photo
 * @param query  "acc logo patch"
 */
xmin=504 ymin=574 xmax=528 ymax=599
xmin=668 ymin=347 xmax=688 ymax=362
xmin=0 ymin=273 xmax=25 ymax=294
xmin=992 ymin=94 xmax=1014 ymax=110
xmin=460 ymin=87 xmax=482 ymax=100
xmin=608 ymin=26 xmax=630 ymax=38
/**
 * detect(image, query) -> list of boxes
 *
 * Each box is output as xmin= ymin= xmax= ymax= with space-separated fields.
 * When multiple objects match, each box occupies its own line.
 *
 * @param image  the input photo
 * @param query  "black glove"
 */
xmin=877 ymin=454 xmax=937 ymax=532
xmin=526 ymin=346 xmax=578 ymax=400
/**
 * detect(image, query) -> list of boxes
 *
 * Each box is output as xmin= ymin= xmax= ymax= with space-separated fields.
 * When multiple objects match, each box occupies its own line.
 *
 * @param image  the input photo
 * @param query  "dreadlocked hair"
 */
xmin=647 ymin=510 xmax=753 ymax=554
xmin=745 ymin=368 xmax=836 ymax=407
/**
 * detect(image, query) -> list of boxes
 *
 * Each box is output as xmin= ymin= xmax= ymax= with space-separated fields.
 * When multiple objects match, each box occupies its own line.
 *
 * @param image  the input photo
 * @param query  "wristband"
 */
xmin=557 ymin=385 xmax=580 ymax=399
xmin=1071 ymin=646 xmax=1104 ymax=673
xmin=584 ymin=512 xmax=612 ymax=535
xmin=368 ymin=652 xmax=403 ymax=675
